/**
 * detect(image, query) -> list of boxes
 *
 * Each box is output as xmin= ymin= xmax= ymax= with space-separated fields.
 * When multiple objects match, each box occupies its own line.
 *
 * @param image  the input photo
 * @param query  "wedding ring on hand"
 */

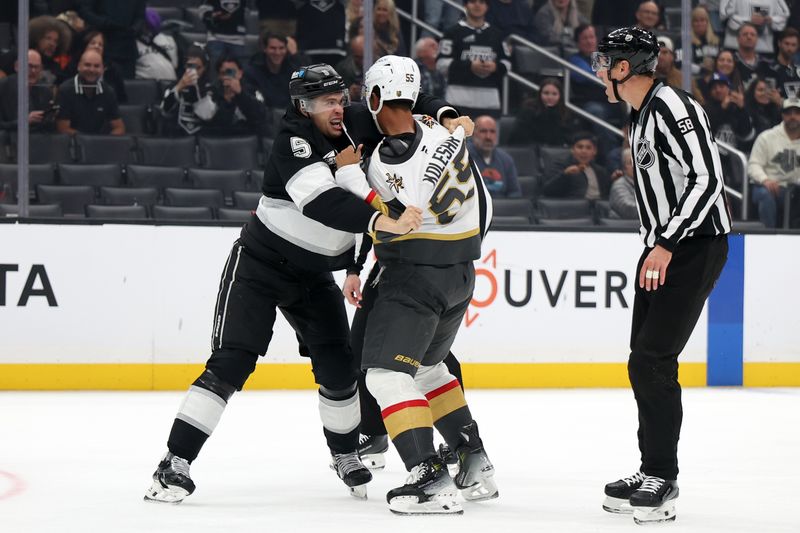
xmin=645 ymin=269 xmax=659 ymax=280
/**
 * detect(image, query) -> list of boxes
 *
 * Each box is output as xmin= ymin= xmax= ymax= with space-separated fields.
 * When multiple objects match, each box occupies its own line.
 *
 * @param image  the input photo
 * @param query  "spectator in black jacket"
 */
xmin=508 ymin=77 xmax=580 ymax=146
xmin=160 ymin=46 xmax=214 ymax=136
xmin=201 ymin=56 xmax=269 ymax=137
xmin=335 ymin=36 xmax=365 ymax=102
xmin=486 ymin=0 xmax=536 ymax=42
xmin=542 ymin=131 xmax=611 ymax=199
xmin=704 ymin=71 xmax=755 ymax=151
xmin=64 ymin=30 xmax=127 ymax=103
xmin=0 ymin=50 xmax=57 ymax=133
xmin=76 ymin=0 xmax=146 ymax=79
xmin=245 ymin=32 xmax=298 ymax=110
xmin=745 ymin=77 xmax=782 ymax=138
xmin=256 ymin=0 xmax=297 ymax=37
xmin=199 ymin=0 xmax=248 ymax=65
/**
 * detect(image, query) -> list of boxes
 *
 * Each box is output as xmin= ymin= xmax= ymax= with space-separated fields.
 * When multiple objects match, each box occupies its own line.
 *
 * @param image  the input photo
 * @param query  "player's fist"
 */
xmin=342 ymin=274 xmax=363 ymax=307
xmin=395 ymin=206 xmax=423 ymax=234
xmin=443 ymin=116 xmax=475 ymax=137
xmin=335 ymin=144 xmax=362 ymax=169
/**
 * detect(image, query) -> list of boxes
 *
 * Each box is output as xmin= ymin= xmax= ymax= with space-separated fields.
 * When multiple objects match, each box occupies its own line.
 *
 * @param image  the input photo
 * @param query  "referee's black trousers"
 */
xmin=628 ymin=235 xmax=728 ymax=480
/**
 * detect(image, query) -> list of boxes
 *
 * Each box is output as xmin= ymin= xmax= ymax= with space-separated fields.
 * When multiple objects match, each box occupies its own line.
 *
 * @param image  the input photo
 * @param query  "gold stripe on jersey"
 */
xmin=372 ymin=227 xmax=480 ymax=244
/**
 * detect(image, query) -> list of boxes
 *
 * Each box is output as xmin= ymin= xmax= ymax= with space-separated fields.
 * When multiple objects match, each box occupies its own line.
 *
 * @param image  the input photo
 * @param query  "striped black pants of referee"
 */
xmin=628 ymin=235 xmax=728 ymax=480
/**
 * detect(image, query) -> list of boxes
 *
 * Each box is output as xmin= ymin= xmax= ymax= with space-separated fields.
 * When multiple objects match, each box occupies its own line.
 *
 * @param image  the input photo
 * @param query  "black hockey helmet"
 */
xmin=289 ymin=64 xmax=348 ymax=106
xmin=592 ymin=26 xmax=659 ymax=76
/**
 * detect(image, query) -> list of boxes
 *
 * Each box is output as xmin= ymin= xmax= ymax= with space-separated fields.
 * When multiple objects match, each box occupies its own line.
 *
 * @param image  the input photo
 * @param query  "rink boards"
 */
xmin=1 ymin=223 xmax=797 ymax=389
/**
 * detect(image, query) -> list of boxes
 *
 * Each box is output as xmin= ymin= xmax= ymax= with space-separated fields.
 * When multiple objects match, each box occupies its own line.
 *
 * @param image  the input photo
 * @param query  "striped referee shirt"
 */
xmin=629 ymin=81 xmax=731 ymax=251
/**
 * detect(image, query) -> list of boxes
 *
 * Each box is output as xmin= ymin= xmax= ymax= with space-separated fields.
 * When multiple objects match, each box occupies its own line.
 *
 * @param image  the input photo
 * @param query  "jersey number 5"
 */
xmin=290 ymin=136 xmax=312 ymax=158
xmin=428 ymin=146 xmax=475 ymax=225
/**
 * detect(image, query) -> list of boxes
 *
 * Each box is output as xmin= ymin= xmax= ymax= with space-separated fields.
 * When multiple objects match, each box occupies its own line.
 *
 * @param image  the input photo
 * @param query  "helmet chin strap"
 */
xmin=610 ymin=70 xmax=636 ymax=103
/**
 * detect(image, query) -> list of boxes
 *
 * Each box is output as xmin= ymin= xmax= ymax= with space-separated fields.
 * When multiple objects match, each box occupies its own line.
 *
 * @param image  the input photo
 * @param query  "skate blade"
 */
xmin=361 ymin=453 xmax=386 ymax=470
xmin=460 ymin=477 xmax=499 ymax=502
xmin=349 ymin=484 xmax=368 ymax=500
xmin=603 ymin=496 xmax=634 ymax=514
xmin=143 ymin=481 xmax=190 ymax=504
xmin=389 ymin=495 xmax=463 ymax=515
xmin=632 ymin=500 xmax=677 ymax=525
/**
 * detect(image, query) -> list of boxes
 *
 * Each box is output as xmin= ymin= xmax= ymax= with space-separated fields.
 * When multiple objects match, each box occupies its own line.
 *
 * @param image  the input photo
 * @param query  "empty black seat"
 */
xmin=188 ymin=168 xmax=249 ymax=198
xmin=123 ymin=79 xmax=160 ymax=106
xmin=491 ymin=198 xmax=533 ymax=220
xmin=0 ymin=203 xmax=63 ymax=217
xmin=85 ymin=204 xmax=149 ymax=219
xmin=118 ymin=104 xmax=151 ymax=135
xmin=75 ymin=134 xmax=137 ymax=164
xmin=0 ymin=130 xmax=9 ymax=163
xmin=127 ymin=164 xmax=186 ymax=189
xmin=165 ymin=187 xmax=225 ymax=208
xmin=36 ymin=184 xmax=95 ymax=215
xmin=150 ymin=6 xmax=183 ymax=22
xmin=232 ymin=191 xmax=262 ymax=210
xmin=490 ymin=215 xmax=532 ymax=227
xmin=218 ymin=207 xmax=253 ymax=222
xmin=58 ymin=163 xmax=123 ymax=188
xmin=249 ymin=169 xmax=264 ymax=191
xmin=537 ymin=217 xmax=595 ymax=227
xmin=537 ymin=198 xmax=593 ymax=219
xmin=497 ymin=115 xmax=516 ymax=146
xmin=262 ymin=138 xmax=274 ymax=160
xmin=153 ymin=205 xmax=214 ymax=220
xmin=517 ymin=176 xmax=537 ymax=199
xmin=29 ymin=134 xmax=74 ymax=164
xmin=179 ymin=31 xmax=207 ymax=46
xmin=731 ymin=220 xmax=767 ymax=233
xmin=539 ymin=146 xmax=571 ymax=177
xmin=138 ymin=136 xmax=196 ymax=167
xmin=198 ymin=136 xmax=260 ymax=170
xmin=0 ymin=164 xmax=56 ymax=200
xmin=502 ymin=146 xmax=540 ymax=177
xmin=100 ymin=186 xmax=159 ymax=206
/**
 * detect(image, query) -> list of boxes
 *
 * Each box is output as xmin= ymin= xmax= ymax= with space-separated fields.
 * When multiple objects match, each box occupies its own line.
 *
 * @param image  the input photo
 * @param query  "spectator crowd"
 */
xmin=0 ymin=0 xmax=799 ymax=227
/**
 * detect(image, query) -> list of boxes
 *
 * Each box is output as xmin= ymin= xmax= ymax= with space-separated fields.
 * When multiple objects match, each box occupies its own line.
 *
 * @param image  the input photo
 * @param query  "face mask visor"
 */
xmin=298 ymin=90 xmax=351 ymax=114
xmin=591 ymin=51 xmax=614 ymax=72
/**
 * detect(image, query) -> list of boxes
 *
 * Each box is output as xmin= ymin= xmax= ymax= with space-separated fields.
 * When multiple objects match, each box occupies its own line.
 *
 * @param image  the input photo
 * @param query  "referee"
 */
xmin=591 ymin=27 xmax=730 ymax=525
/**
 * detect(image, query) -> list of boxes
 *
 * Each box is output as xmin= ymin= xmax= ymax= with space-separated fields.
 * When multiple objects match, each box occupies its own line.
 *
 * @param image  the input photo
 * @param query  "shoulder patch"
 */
xmin=290 ymin=136 xmax=312 ymax=159
xmin=676 ymin=117 xmax=695 ymax=135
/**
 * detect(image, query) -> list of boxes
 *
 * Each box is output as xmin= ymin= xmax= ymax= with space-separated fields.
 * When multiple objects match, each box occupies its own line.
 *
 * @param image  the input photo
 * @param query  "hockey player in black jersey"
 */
xmin=144 ymin=63 xmax=467 ymax=505
xmin=339 ymin=55 xmax=496 ymax=515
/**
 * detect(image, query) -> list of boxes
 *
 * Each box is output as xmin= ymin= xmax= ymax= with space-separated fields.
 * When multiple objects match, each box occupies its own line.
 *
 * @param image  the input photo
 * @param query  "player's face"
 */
xmin=308 ymin=93 xmax=347 ymax=138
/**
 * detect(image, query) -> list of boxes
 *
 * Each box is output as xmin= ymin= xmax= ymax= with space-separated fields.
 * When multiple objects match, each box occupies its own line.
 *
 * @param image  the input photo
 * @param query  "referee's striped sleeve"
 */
xmin=651 ymin=91 xmax=724 ymax=251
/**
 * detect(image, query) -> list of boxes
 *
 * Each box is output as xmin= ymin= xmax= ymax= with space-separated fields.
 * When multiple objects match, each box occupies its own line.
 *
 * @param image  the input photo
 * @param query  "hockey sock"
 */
xmin=416 ymin=363 xmax=473 ymax=449
xmin=366 ymin=368 xmax=436 ymax=470
xmin=357 ymin=370 xmax=388 ymax=436
xmin=318 ymin=382 xmax=361 ymax=454
xmin=167 ymin=369 xmax=236 ymax=462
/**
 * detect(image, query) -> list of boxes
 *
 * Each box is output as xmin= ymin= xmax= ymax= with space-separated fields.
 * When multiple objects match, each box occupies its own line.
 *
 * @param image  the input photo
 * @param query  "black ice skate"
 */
xmin=603 ymin=471 xmax=645 ymax=514
xmin=143 ymin=452 xmax=195 ymax=504
xmin=357 ymin=434 xmax=389 ymax=470
xmin=630 ymin=476 xmax=679 ymax=525
xmin=330 ymin=451 xmax=373 ymax=499
xmin=453 ymin=421 xmax=499 ymax=502
xmin=387 ymin=456 xmax=462 ymax=515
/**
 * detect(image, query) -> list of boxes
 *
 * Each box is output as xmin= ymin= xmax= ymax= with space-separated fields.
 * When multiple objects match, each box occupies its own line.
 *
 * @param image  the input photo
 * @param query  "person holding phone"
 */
xmin=720 ymin=0 xmax=790 ymax=55
xmin=0 ymin=49 xmax=56 ymax=133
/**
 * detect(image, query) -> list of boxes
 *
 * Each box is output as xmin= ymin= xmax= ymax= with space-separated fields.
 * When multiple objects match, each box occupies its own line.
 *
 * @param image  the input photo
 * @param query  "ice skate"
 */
xmin=630 ymin=476 xmax=678 ymax=525
xmin=331 ymin=451 xmax=373 ymax=499
xmin=358 ymin=434 xmax=389 ymax=470
xmin=143 ymin=452 xmax=195 ymax=504
xmin=603 ymin=471 xmax=645 ymax=514
xmin=387 ymin=456 xmax=463 ymax=515
xmin=453 ymin=421 xmax=498 ymax=502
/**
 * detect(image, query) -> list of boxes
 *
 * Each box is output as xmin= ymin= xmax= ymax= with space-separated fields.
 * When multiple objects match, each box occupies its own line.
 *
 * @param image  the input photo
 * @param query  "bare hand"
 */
xmin=394 ymin=206 xmax=423 ymax=234
xmin=763 ymin=179 xmax=782 ymax=196
xmin=769 ymin=88 xmax=783 ymax=105
xmin=611 ymin=169 xmax=623 ymax=180
xmin=729 ymin=91 xmax=744 ymax=108
xmin=29 ymin=111 xmax=44 ymax=123
xmin=225 ymin=77 xmax=241 ymax=95
xmin=335 ymin=144 xmax=362 ymax=169
xmin=342 ymin=274 xmax=363 ymax=308
xmin=564 ymin=164 xmax=585 ymax=175
xmin=751 ymin=13 xmax=765 ymax=26
xmin=177 ymin=69 xmax=197 ymax=91
xmin=470 ymin=60 xmax=493 ymax=78
xmin=721 ymin=95 xmax=731 ymax=109
xmin=639 ymin=244 xmax=672 ymax=292
xmin=442 ymin=115 xmax=474 ymax=136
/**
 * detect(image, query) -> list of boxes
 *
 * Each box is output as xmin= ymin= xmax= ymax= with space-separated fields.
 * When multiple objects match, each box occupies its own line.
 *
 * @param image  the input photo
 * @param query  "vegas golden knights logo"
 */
xmin=420 ymin=115 xmax=436 ymax=129
xmin=385 ymin=172 xmax=404 ymax=193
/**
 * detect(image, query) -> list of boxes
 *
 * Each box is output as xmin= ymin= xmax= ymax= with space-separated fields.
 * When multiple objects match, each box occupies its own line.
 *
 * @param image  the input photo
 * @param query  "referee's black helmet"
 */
xmin=592 ymin=26 xmax=659 ymax=75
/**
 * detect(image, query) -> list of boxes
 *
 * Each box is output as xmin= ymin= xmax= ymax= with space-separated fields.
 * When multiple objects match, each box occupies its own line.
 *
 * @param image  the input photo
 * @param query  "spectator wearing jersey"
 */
xmin=720 ymin=0 xmax=789 ymax=56
xmin=199 ymin=0 xmax=248 ymax=64
xmin=76 ymin=0 xmax=146 ymax=79
xmin=745 ymin=77 xmax=782 ymax=137
xmin=245 ymin=32 xmax=299 ymax=109
xmin=758 ymin=28 xmax=800 ymax=99
xmin=202 ymin=57 xmax=269 ymax=137
xmin=733 ymin=22 xmax=769 ymax=88
xmin=415 ymin=37 xmax=447 ymax=98
xmin=542 ymin=132 xmax=610 ymax=199
xmin=748 ymin=98 xmax=800 ymax=227
xmin=486 ymin=0 xmax=536 ymax=42
xmin=534 ymin=0 xmax=588 ymax=50
xmin=135 ymin=8 xmax=179 ymax=81
xmin=335 ymin=36 xmax=366 ymax=102
xmin=609 ymin=147 xmax=638 ymax=219
xmin=160 ymin=46 xmax=213 ymax=136
xmin=437 ymin=0 xmax=511 ymax=118
xmin=256 ymin=0 xmax=297 ymax=37
xmin=467 ymin=116 xmax=522 ymax=198
xmin=56 ymin=49 xmax=125 ymax=135
xmin=65 ymin=30 xmax=127 ymax=103
xmin=704 ymin=72 xmax=754 ymax=151
xmin=675 ymin=5 xmax=720 ymax=77
xmin=508 ymin=77 xmax=580 ymax=146
xmin=0 ymin=50 xmax=57 ymax=133
xmin=295 ymin=0 xmax=347 ymax=67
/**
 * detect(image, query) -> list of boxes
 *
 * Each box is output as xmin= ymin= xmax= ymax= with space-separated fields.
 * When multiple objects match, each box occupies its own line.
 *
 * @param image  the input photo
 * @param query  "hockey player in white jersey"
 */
xmin=337 ymin=55 xmax=495 ymax=515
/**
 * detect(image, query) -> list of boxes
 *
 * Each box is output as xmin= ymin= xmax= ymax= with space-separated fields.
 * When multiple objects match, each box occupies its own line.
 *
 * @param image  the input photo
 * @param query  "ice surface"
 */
xmin=1 ymin=388 xmax=798 ymax=532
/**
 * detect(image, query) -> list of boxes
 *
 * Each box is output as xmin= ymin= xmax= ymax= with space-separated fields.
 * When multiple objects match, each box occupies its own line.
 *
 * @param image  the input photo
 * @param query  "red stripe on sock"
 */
xmin=425 ymin=379 xmax=461 ymax=400
xmin=381 ymin=399 xmax=429 ymax=418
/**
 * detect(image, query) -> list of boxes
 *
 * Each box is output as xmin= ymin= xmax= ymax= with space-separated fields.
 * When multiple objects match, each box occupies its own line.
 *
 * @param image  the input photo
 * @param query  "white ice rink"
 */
xmin=1 ymin=387 xmax=798 ymax=533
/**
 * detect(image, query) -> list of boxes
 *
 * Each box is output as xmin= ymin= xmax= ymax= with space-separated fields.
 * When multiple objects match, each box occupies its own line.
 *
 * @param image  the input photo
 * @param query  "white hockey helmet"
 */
xmin=363 ymin=55 xmax=420 ymax=116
